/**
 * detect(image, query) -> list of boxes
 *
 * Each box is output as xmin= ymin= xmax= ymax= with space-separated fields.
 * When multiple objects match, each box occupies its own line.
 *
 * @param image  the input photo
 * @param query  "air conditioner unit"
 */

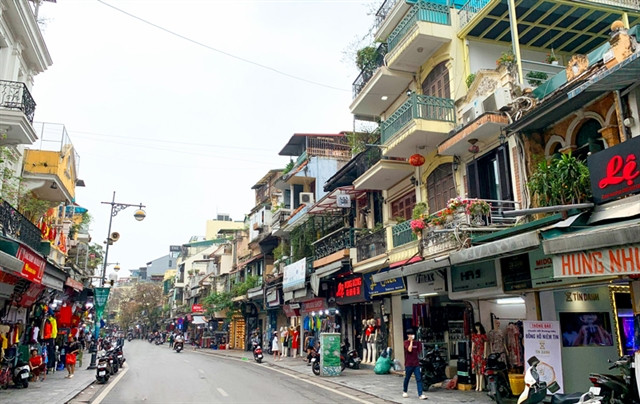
xmin=461 ymin=98 xmax=484 ymax=124
xmin=299 ymin=192 xmax=314 ymax=205
xmin=483 ymin=88 xmax=512 ymax=112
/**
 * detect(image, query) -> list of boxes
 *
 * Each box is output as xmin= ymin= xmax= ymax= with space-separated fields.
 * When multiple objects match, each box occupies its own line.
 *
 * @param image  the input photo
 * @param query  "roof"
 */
xmin=251 ymin=169 xmax=282 ymax=190
xmin=279 ymin=133 xmax=346 ymax=156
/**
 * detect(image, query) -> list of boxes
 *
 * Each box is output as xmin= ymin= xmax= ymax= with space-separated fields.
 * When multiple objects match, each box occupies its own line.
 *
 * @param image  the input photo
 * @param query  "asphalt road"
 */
xmin=95 ymin=340 xmax=382 ymax=404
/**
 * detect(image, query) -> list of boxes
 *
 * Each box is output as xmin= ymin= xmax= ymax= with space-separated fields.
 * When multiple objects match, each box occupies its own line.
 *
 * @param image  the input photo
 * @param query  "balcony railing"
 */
xmin=356 ymin=229 xmax=387 ymax=261
xmin=355 ymin=145 xmax=382 ymax=176
xmin=0 ymin=80 xmax=36 ymax=123
xmin=313 ymin=227 xmax=358 ymax=260
xmin=380 ymin=94 xmax=455 ymax=143
xmin=270 ymin=207 xmax=292 ymax=227
xmin=458 ymin=0 xmax=489 ymax=29
xmin=392 ymin=220 xmax=417 ymax=248
xmin=352 ymin=43 xmax=388 ymax=99
xmin=374 ymin=0 xmax=402 ymax=31
xmin=387 ymin=1 xmax=451 ymax=52
xmin=0 ymin=201 xmax=43 ymax=251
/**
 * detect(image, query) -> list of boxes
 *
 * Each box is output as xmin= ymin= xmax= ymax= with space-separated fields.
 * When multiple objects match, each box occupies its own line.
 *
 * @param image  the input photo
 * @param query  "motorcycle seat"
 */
xmin=550 ymin=392 xmax=585 ymax=404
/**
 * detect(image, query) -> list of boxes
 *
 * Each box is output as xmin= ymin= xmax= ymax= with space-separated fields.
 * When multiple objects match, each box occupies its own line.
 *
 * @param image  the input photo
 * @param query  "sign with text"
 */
xmin=16 ymin=245 xmax=45 ymax=284
xmin=266 ymin=287 xmax=281 ymax=307
xmin=588 ymin=135 xmax=640 ymax=204
xmin=18 ymin=283 xmax=44 ymax=307
xmin=192 ymin=304 xmax=204 ymax=313
xmin=283 ymin=258 xmax=307 ymax=292
xmin=301 ymin=298 xmax=327 ymax=315
xmin=501 ymin=253 xmax=532 ymax=291
xmin=335 ymin=275 xmax=367 ymax=305
xmin=407 ymin=271 xmax=446 ymax=296
xmin=552 ymin=244 xmax=640 ymax=277
xmin=364 ymin=267 xmax=406 ymax=296
xmin=523 ymin=321 xmax=564 ymax=393
xmin=451 ymin=260 xmax=497 ymax=292
xmin=319 ymin=332 xmax=341 ymax=376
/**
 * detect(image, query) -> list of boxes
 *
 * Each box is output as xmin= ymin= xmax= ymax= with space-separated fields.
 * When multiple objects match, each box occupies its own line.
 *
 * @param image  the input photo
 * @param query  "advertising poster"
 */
xmin=283 ymin=258 xmax=306 ymax=291
xmin=319 ymin=332 xmax=341 ymax=376
xmin=523 ymin=321 xmax=564 ymax=393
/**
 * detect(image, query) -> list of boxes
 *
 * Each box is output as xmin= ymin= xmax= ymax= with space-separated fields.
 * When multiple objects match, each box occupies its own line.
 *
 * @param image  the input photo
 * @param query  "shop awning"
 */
xmin=0 ymin=250 xmax=25 ymax=273
xmin=449 ymin=230 xmax=541 ymax=265
xmin=542 ymin=219 xmax=640 ymax=255
xmin=191 ymin=316 xmax=208 ymax=325
xmin=372 ymin=255 xmax=450 ymax=282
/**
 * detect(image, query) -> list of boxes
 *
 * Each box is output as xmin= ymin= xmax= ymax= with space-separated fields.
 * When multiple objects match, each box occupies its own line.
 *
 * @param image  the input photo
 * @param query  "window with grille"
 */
xmin=390 ymin=191 xmax=416 ymax=220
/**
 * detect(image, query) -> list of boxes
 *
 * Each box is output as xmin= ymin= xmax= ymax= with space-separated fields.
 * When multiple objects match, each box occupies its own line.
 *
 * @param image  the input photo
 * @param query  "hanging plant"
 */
xmin=465 ymin=73 xmax=477 ymax=89
xmin=496 ymin=51 xmax=516 ymax=67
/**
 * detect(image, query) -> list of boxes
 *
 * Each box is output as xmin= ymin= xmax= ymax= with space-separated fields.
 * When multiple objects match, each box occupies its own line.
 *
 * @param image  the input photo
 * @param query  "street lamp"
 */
xmin=100 ymin=191 xmax=146 ymax=286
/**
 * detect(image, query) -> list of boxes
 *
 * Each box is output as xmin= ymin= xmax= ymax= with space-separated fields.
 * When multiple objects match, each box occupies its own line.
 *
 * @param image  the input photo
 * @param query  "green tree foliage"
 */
xmin=528 ymin=152 xmax=591 ymax=207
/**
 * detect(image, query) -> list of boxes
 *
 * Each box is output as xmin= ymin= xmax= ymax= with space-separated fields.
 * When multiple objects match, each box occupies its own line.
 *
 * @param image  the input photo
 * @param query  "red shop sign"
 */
xmin=16 ymin=246 xmax=45 ymax=284
xmin=335 ymin=275 xmax=367 ymax=305
xmin=588 ymin=136 xmax=640 ymax=204
xmin=192 ymin=304 xmax=204 ymax=313
xmin=65 ymin=277 xmax=84 ymax=292
xmin=282 ymin=304 xmax=300 ymax=317
xmin=301 ymin=298 xmax=327 ymax=315
xmin=18 ymin=283 xmax=45 ymax=307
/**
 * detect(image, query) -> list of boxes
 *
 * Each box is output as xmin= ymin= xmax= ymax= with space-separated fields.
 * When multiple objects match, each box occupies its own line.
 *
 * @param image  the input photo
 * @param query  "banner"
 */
xmin=319 ymin=332 xmax=341 ymax=376
xmin=283 ymin=258 xmax=306 ymax=292
xmin=523 ymin=321 xmax=564 ymax=393
xmin=94 ymin=287 xmax=111 ymax=319
xmin=364 ymin=267 xmax=405 ymax=296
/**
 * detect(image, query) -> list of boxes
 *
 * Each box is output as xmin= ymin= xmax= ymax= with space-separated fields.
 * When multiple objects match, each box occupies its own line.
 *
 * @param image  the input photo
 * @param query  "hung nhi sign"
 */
xmin=552 ymin=244 xmax=640 ymax=277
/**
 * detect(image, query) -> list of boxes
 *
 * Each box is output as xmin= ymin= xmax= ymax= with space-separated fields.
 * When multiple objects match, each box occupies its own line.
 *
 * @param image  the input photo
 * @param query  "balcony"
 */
xmin=374 ymin=0 xmax=414 ymax=42
xmin=353 ymin=158 xmax=413 ymax=191
xmin=349 ymin=66 xmax=413 ymax=121
xmin=392 ymin=220 xmax=417 ymax=248
xmin=313 ymin=227 xmax=358 ymax=261
xmin=381 ymin=94 xmax=455 ymax=158
xmin=0 ymin=80 xmax=38 ymax=145
xmin=356 ymin=229 xmax=387 ymax=261
xmin=0 ymin=201 xmax=43 ymax=252
xmin=352 ymin=43 xmax=388 ymax=99
xmin=385 ymin=2 xmax=452 ymax=73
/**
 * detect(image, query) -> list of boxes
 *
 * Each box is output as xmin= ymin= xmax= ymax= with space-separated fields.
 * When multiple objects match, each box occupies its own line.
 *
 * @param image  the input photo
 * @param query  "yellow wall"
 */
xmin=23 ymin=147 xmax=77 ymax=199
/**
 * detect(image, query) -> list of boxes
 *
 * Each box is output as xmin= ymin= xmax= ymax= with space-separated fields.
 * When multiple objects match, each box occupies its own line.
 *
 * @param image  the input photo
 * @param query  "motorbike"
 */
xmin=588 ymin=355 xmax=638 ymax=404
xmin=114 ymin=344 xmax=126 ymax=367
xmin=155 ymin=335 xmax=165 ymax=345
xmin=518 ymin=356 xmax=602 ymax=404
xmin=96 ymin=350 xmax=111 ymax=384
xmin=252 ymin=343 xmax=264 ymax=363
xmin=420 ymin=345 xmax=448 ymax=392
xmin=127 ymin=333 xmax=133 ymax=342
xmin=108 ymin=347 xmax=119 ymax=374
xmin=340 ymin=346 xmax=361 ymax=370
xmin=485 ymin=353 xmax=512 ymax=403
xmin=311 ymin=352 xmax=321 ymax=376
xmin=174 ymin=341 xmax=184 ymax=353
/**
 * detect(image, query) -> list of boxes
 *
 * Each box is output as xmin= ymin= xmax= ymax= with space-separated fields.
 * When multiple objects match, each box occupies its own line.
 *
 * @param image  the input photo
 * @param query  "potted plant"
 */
xmin=430 ymin=212 xmax=447 ymax=228
xmin=356 ymin=46 xmax=380 ymax=73
xmin=496 ymin=51 xmax=516 ymax=67
xmin=412 ymin=202 xmax=429 ymax=219
xmin=526 ymin=71 xmax=548 ymax=86
xmin=447 ymin=197 xmax=468 ymax=213
xmin=465 ymin=73 xmax=476 ymax=89
xmin=546 ymin=49 xmax=558 ymax=65
xmin=410 ymin=219 xmax=426 ymax=236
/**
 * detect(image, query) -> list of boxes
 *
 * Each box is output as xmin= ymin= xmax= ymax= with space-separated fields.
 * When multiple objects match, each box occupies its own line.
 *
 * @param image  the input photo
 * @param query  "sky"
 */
xmin=32 ymin=0 xmax=377 ymax=278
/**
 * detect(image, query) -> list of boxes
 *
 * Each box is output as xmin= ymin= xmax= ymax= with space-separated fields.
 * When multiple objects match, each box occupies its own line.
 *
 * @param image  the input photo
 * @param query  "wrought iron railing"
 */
xmin=270 ymin=207 xmax=292 ymax=227
xmin=374 ymin=0 xmax=402 ymax=31
xmin=380 ymin=94 xmax=455 ymax=143
xmin=392 ymin=220 xmax=416 ymax=248
xmin=0 ymin=80 xmax=36 ymax=123
xmin=312 ymin=227 xmax=358 ymax=260
xmin=354 ymin=145 xmax=382 ymax=177
xmin=458 ymin=0 xmax=489 ymax=29
xmin=387 ymin=1 xmax=451 ymax=51
xmin=356 ymin=229 xmax=387 ymax=261
xmin=0 ymin=201 xmax=43 ymax=251
xmin=352 ymin=43 xmax=388 ymax=99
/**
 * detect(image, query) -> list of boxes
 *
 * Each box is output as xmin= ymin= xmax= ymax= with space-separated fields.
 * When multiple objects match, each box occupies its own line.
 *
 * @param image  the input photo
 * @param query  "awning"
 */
xmin=42 ymin=273 xmax=64 ymax=291
xmin=542 ymin=219 xmax=640 ymax=255
xmin=449 ymin=230 xmax=541 ymax=265
xmin=310 ymin=260 xmax=346 ymax=296
xmin=191 ymin=315 xmax=208 ymax=325
xmin=0 ymin=250 xmax=25 ymax=273
xmin=308 ymin=186 xmax=366 ymax=214
xmin=247 ymin=287 xmax=263 ymax=300
xmin=372 ymin=255 xmax=450 ymax=283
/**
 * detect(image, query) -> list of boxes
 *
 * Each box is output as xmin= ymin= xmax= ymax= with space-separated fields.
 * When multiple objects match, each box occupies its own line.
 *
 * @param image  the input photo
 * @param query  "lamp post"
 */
xmin=100 ymin=191 xmax=146 ymax=286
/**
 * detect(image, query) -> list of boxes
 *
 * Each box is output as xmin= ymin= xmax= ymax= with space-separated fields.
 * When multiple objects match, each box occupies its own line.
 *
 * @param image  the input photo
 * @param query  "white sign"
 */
xmin=523 ymin=321 xmax=564 ymax=393
xmin=283 ymin=258 xmax=306 ymax=292
xmin=552 ymin=244 xmax=640 ymax=278
xmin=336 ymin=194 xmax=351 ymax=208
xmin=407 ymin=272 xmax=445 ymax=296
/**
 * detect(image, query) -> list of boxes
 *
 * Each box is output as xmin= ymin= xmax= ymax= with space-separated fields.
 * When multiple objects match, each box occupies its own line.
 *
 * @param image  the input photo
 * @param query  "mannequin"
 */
xmin=291 ymin=326 xmax=299 ymax=358
xmin=280 ymin=326 xmax=289 ymax=358
xmin=361 ymin=320 xmax=368 ymax=363
xmin=487 ymin=321 xmax=507 ymax=365
xmin=471 ymin=322 xmax=488 ymax=391
xmin=366 ymin=319 xmax=377 ymax=364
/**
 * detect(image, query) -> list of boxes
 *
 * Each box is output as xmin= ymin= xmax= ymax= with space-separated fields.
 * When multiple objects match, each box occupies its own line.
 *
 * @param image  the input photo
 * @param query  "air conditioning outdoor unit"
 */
xmin=461 ymin=98 xmax=484 ymax=124
xmin=482 ymin=88 xmax=513 ymax=112
xmin=299 ymin=192 xmax=315 ymax=205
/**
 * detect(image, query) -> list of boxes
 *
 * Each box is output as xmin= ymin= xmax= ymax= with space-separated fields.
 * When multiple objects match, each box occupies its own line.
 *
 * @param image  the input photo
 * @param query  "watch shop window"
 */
xmin=390 ymin=191 xmax=416 ymax=221
xmin=466 ymin=145 xmax=513 ymax=203
xmin=426 ymin=163 xmax=456 ymax=213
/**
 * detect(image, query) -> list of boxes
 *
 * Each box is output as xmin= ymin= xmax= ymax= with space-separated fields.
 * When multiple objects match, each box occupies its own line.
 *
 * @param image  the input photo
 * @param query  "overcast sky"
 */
xmin=33 ymin=0 xmax=376 ymax=278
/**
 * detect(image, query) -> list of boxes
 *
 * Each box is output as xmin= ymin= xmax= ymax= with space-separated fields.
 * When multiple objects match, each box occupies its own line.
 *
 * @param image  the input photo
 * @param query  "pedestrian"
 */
xmin=29 ymin=349 xmax=46 ymax=382
xmin=402 ymin=329 xmax=427 ymax=400
xmin=65 ymin=336 xmax=81 ymax=378
xmin=271 ymin=331 xmax=280 ymax=361
xmin=168 ymin=332 xmax=174 ymax=348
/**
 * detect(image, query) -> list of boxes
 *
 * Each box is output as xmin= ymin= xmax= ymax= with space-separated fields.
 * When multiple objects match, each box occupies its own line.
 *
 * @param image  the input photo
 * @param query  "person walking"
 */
xmin=271 ymin=331 xmax=280 ymax=361
xmin=65 ymin=336 xmax=81 ymax=378
xmin=402 ymin=329 xmax=427 ymax=400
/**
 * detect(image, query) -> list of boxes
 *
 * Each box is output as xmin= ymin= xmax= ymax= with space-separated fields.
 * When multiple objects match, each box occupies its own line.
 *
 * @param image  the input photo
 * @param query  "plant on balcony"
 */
xmin=187 ymin=270 xmax=194 ymax=276
xmin=545 ymin=49 xmax=558 ymax=64
xmin=411 ymin=202 xmax=429 ymax=219
xmin=467 ymin=199 xmax=491 ymax=215
xmin=410 ymin=219 xmax=426 ymax=235
xmin=527 ymin=152 xmax=591 ymax=207
xmin=356 ymin=46 xmax=379 ymax=72
xmin=231 ymin=275 xmax=260 ymax=297
xmin=447 ymin=197 xmax=468 ymax=212
xmin=430 ymin=212 xmax=448 ymax=227
xmin=465 ymin=73 xmax=476 ymax=89
xmin=345 ymin=130 xmax=380 ymax=155
xmin=282 ymin=160 xmax=294 ymax=175
xmin=273 ymin=240 xmax=289 ymax=262
xmin=496 ymin=51 xmax=516 ymax=67
xmin=526 ymin=71 xmax=548 ymax=87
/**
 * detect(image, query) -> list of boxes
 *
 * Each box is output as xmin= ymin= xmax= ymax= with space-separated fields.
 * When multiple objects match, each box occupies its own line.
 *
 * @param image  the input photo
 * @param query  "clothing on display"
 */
xmin=487 ymin=328 xmax=506 ymax=364
xmin=505 ymin=322 xmax=524 ymax=368
xmin=471 ymin=332 xmax=488 ymax=373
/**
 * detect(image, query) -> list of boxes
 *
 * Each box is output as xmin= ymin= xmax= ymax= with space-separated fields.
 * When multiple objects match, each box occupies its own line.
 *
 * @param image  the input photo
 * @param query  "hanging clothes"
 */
xmin=49 ymin=317 xmax=58 ymax=339
xmin=505 ymin=323 xmax=523 ymax=367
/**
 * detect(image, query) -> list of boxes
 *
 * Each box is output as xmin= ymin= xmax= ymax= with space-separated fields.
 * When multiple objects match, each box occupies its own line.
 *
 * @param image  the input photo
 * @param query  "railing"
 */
xmin=356 ymin=229 xmax=387 ymax=261
xmin=380 ymin=94 xmax=455 ymax=143
xmin=270 ymin=207 xmax=292 ymax=227
xmin=313 ymin=227 xmax=358 ymax=260
xmin=355 ymin=145 xmax=382 ymax=176
xmin=295 ymin=150 xmax=308 ymax=168
xmin=387 ymin=1 xmax=451 ymax=51
xmin=392 ymin=220 xmax=416 ymax=248
xmin=306 ymin=136 xmax=351 ymax=160
xmin=0 ymin=80 xmax=36 ymax=123
xmin=486 ymin=199 xmax=520 ymax=226
xmin=0 ymin=201 xmax=43 ymax=252
xmin=352 ymin=43 xmax=388 ymax=99
xmin=374 ymin=0 xmax=402 ymax=31
xmin=458 ymin=0 xmax=489 ymax=29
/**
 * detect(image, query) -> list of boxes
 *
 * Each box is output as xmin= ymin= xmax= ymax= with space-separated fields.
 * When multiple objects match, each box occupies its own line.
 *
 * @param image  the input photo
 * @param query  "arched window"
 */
xmin=422 ymin=61 xmax=450 ymax=99
xmin=426 ymin=163 xmax=456 ymax=213
xmin=573 ymin=119 xmax=604 ymax=160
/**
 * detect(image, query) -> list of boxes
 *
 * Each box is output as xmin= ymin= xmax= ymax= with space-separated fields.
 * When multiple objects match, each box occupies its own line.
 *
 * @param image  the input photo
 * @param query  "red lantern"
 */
xmin=408 ymin=154 xmax=425 ymax=167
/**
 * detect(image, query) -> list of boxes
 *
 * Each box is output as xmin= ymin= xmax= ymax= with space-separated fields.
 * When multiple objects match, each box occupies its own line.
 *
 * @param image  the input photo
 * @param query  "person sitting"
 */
xmin=29 ymin=349 xmax=46 ymax=382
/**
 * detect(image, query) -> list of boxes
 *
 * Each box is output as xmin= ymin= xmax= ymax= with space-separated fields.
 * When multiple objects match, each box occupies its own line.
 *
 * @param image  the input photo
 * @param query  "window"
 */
xmin=390 ymin=190 xmax=416 ymax=221
xmin=422 ymin=61 xmax=450 ymax=99
xmin=426 ymin=163 xmax=456 ymax=213
xmin=466 ymin=145 xmax=512 ymax=202
xmin=574 ymin=119 xmax=604 ymax=160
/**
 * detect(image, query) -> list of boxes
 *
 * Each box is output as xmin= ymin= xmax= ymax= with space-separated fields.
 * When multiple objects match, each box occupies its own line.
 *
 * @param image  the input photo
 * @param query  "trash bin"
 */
xmin=509 ymin=373 xmax=525 ymax=395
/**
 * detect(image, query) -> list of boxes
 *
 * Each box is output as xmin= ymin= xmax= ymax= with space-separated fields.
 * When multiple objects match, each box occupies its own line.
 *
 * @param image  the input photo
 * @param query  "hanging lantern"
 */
xmin=408 ymin=154 xmax=425 ymax=167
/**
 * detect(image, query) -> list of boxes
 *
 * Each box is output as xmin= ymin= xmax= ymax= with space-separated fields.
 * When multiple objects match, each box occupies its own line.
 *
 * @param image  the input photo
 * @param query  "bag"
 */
xmin=66 ymin=353 xmax=76 ymax=365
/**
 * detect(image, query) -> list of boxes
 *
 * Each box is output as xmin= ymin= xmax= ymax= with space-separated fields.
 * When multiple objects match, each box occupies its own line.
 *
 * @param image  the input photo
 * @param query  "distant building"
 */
xmin=205 ymin=214 xmax=244 ymax=240
xmin=146 ymin=254 xmax=178 ymax=277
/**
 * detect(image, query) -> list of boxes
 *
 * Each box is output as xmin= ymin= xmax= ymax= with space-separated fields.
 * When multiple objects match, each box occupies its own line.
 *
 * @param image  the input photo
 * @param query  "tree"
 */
xmin=114 ymin=283 xmax=164 ymax=330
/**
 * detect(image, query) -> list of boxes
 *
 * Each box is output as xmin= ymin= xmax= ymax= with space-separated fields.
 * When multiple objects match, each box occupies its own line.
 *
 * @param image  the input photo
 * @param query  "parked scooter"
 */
xmin=11 ymin=359 xmax=30 ymax=389
xmin=114 ymin=344 xmax=126 ymax=367
xmin=311 ymin=352 xmax=321 ymax=376
xmin=252 ymin=343 xmax=264 ymax=363
xmin=588 ymin=355 xmax=638 ymax=404
xmin=96 ymin=350 xmax=111 ymax=384
xmin=340 ymin=347 xmax=361 ymax=370
xmin=518 ymin=356 xmax=602 ymax=404
xmin=420 ymin=345 xmax=448 ymax=392
xmin=485 ymin=353 xmax=512 ymax=403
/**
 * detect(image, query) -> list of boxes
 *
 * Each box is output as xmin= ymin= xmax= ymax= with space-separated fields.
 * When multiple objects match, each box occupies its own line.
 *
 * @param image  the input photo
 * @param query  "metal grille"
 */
xmin=0 ymin=80 xmax=36 ymax=123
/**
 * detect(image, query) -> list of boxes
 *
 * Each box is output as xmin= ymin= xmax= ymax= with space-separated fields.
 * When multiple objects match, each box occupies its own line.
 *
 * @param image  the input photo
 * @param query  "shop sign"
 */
xmin=169 ymin=245 xmax=182 ymax=252
xmin=283 ymin=258 xmax=306 ymax=292
xmin=587 ymin=135 xmax=640 ymax=204
xmin=65 ymin=277 xmax=84 ymax=291
xmin=266 ymin=288 xmax=281 ymax=307
xmin=552 ymin=244 xmax=640 ymax=278
xmin=335 ymin=276 xmax=367 ymax=305
xmin=450 ymin=260 xmax=497 ymax=292
xmin=364 ymin=267 xmax=406 ymax=296
xmin=16 ymin=246 xmax=45 ymax=284
xmin=319 ymin=332 xmax=341 ymax=376
xmin=523 ymin=321 xmax=564 ymax=393
xmin=282 ymin=304 xmax=300 ymax=317
xmin=18 ymin=283 xmax=44 ymax=307
xmin=192 ymin=303 xmax=204 ymax=313
xmin=301 ymin=297 xmax=327 ymax=315
xmin=501 ymin=253 xmax=532 ymax=291
xmin=407 ymin=271 xmax=445 ymax=296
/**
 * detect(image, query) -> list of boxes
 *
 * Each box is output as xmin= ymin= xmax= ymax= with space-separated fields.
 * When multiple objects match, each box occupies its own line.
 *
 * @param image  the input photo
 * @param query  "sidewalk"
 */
xmin=198 ymin=348 xmax=496 ymax=404
xmin=0 ymin=352 xmax=96 ymax=404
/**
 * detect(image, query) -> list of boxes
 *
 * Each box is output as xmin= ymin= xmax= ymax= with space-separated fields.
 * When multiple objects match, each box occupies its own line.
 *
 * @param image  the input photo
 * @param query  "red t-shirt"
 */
xmin=29 ymin=355 xmax=43 ymax=368
xmin=404 ymin=339 xmax=422 ymax=367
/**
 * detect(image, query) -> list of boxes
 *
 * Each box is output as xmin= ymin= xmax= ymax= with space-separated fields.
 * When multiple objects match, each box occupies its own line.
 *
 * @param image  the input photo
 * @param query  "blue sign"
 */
xmin=364 ymin=267 xmax=406 ymax=296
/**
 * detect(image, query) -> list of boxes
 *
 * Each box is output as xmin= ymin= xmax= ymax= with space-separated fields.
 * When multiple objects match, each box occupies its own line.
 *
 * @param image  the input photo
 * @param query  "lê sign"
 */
xmin=65 ymin=277 xmax=84 ymax=292
xmin=588 ymin=135 xmax=640 ymax=204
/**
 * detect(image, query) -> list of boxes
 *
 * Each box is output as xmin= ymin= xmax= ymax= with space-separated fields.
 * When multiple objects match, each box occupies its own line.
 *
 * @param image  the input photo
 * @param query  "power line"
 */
xmin=95 ymin=0 xmax=350 ymax=92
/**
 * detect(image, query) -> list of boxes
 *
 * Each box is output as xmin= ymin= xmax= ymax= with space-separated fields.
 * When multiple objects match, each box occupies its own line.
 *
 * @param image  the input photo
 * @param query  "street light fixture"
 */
xmin=100 ymin=191 xmax=146 ymax=286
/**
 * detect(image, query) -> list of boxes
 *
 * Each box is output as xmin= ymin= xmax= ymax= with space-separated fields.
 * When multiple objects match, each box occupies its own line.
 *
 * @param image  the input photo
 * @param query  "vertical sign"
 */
xmin=319 ymin=332 xmax=341 ymax=376
xmin=523 ymin=321 xmax=564 ymax=393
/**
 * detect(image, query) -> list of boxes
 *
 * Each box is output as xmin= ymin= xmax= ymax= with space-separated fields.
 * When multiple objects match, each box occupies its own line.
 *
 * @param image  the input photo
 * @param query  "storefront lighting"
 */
xmin=419 ymin=292 xmax=439 ymax=297
xmin=311 ymin=311 xmax=316 ymax=316
xmin=496 ymin=297 xmax=525 ymax=305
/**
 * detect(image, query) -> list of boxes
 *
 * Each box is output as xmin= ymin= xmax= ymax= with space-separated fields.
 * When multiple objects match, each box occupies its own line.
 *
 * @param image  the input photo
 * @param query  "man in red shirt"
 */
xmin=403 ymin=329 xmax=427 ymax=400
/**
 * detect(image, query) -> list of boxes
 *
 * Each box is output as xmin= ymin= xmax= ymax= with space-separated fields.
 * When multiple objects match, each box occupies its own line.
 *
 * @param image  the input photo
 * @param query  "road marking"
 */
xmin=93 ymin=367 xmax=129 ymax=404
xmin=216 ymin=387 xmax=229 ymax=397
xmin=183 ymin=359 xmax=190 ymax=363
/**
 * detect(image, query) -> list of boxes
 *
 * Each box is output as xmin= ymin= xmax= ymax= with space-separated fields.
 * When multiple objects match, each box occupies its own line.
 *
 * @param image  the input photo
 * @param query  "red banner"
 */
xmin=65 ymin=277 xmax=84 ymax=291
xmin=18 ymin=283 xmax=44 ymax=307
xmin=16 ymin=246 xmax=45 ymax=284
xmin=192 ymin=304 xmax=204 ymax=313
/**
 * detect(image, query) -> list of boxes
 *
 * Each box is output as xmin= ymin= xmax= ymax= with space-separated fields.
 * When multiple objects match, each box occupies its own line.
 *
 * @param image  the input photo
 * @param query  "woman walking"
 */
xmin=65 ymin=336 xmax=81 ymax=378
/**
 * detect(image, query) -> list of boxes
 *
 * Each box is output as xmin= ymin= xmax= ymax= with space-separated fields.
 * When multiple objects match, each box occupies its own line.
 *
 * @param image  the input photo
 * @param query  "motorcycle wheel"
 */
xmin=22 ymin=379 xmax=29 ymax=388
xmin=353 ymin=363 xmax=360 ymax=370
xmin=341 ymin=361 xmax=346 ymax=371
xmin=497 ymin=381 xmax=511 ymax=398
xmin=494 ymin=388 xmax=503 ymax=404
xmin=312 ymin=362 xmax=320 ymax=376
